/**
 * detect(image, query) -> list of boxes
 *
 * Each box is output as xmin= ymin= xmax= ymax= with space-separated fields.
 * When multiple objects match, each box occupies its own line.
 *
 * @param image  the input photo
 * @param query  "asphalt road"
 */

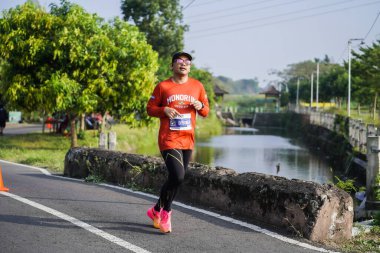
xmin=3 ymin=123 xmax=44 ymax=135
xmin=0 ymin=160 xmax=339 ymax=253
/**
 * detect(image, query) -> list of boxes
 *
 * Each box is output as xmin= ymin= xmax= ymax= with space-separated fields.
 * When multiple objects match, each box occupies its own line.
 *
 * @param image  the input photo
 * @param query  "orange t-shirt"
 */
xmin=147 ymin=78 xmax=209 ymax=151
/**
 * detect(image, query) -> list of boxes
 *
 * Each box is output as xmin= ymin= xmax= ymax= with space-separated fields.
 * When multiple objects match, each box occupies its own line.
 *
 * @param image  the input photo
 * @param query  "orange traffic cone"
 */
xmin=0 ymin=166 xmax=9 ymax=192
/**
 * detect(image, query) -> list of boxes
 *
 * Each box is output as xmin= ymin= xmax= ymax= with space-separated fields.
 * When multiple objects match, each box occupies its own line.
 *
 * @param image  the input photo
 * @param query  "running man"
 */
xmin=146 ymin=52 xmax=209 ymax=233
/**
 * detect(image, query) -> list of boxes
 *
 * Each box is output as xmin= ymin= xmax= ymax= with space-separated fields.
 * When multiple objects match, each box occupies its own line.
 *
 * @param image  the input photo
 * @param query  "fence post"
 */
xmin=99 ymin=132 xmax=107 ymax=149
xmin=366 ymin=135 xmax=380 ymax=210
xmin=108 ymin=131 xmax=117 ymax=151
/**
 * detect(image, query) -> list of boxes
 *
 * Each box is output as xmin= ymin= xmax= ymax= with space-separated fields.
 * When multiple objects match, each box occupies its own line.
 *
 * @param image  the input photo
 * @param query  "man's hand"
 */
xmin=191 ymin=100 xmax=203 ymax=111
xmin=164 ymin=107 xmax=181 ymax=119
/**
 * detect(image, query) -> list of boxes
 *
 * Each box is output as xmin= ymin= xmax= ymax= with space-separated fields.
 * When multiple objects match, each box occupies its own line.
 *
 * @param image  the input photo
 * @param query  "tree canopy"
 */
xmin=0 ymin=0 xmax=158 ymax=146
xmin=275 ymin=41 xmax=380 ymax=118
xmin=121 ymin=0 xmax=188 ymax=60
xmin=351 ymin=40 xmax=380 ymax=117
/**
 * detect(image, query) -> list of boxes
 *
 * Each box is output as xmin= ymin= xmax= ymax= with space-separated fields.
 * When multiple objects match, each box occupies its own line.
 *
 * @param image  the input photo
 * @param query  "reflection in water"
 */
xmin=194 ymin=127 xmax=333 ymax=184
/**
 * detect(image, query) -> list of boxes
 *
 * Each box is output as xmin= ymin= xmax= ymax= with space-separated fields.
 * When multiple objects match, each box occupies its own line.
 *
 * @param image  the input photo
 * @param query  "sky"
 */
xmin=1 ymin=0 xmax=380 ymax=85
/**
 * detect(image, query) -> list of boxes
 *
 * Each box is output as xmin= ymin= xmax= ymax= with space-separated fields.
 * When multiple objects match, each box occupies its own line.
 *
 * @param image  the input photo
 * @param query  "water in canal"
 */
xmin=193 ymin=127 xmax=333 ymax=184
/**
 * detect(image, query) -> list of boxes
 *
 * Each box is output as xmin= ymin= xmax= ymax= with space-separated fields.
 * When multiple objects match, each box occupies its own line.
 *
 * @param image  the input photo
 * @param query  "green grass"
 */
xmin=0 ymin=126 xmax=159 ymax=173
xmin=324 ymin=107 xmax=380 ymax=126
xmin=0 ymin=113 xmax=222 ymax=173
xmin=341 ymin=226 xmax=380 ymax=253
xmin=0 ymin=133 xmax=97 ymax=172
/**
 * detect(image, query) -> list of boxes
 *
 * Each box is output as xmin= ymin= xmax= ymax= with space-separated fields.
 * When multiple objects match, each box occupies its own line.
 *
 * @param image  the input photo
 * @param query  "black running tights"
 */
xmin=155 ymin=149 xmax=192 ymax=212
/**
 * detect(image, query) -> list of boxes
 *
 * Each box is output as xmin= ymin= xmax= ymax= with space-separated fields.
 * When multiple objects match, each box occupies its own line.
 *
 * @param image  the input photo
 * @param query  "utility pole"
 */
xmin=316 ymin=62 xmax=319 ymax=111
xmin=348 ymin=38 xmax=364 ymax=117
xmin=296 ymin=77 xmax=300 ymax=112
xmin=310 ymin=73 xmax=313 ymax=111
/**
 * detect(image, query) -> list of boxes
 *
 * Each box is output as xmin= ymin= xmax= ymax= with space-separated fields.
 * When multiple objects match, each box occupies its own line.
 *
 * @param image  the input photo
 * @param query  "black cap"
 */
xmin=172 ymin=52 xmax=192 ymax=63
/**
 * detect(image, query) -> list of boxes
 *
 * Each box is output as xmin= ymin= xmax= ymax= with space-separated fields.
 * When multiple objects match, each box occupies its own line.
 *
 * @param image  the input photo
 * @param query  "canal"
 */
xmin=193 ymin=127 xmax=334 ymax=184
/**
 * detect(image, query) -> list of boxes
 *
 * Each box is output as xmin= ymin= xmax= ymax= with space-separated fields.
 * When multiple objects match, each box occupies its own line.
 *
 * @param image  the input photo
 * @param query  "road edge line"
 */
xmin=0 ymin=191 xmax=151 ymax=253
xmin=1 ymin=160 xmax=339 ymax=253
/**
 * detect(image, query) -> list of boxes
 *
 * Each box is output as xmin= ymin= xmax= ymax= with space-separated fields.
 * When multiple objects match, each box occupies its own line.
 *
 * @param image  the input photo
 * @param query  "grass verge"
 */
xmin=0 ymin=113 xmax=221 ymax=173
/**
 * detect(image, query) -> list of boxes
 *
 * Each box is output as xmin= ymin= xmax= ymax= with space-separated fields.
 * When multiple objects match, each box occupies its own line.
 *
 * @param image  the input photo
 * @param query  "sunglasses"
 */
xmin=174 ymin=58 xmax=191 ymax=65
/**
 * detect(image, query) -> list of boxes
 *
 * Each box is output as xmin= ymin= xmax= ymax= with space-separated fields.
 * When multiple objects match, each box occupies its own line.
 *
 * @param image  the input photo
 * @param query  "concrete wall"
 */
xmin=64 ymin=147 xmax=353 ymax=243
xmin=253 ymin=111 xmax=379 ymax=155
xmin=253 ymin=112 xmax=367 ymax=184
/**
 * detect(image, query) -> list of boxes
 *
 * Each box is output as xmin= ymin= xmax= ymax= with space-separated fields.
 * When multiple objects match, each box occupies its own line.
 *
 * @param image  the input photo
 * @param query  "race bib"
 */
xmin=170 ymin=113 xmax=191 ymax=130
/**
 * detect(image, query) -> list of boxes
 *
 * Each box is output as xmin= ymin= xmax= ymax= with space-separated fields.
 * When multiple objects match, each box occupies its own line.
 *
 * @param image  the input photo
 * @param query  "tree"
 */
xmin=189 ymin=67 xmax=215 ymax=108
xmin=318 ymin=64 xmax=346 ymax=108
xmin=351 ymin=40 xmax=380 ymax=119
xmin=0 ymin=2 xmax=58 ymax=114
xmin=121 ymin=0 xmax=188 ymax=60
xmin=280 ymin=58 xmax=341 ymax=106
xmin=96 ymin=18 xmax=158 ymax=126
xmin=279 ymin=60 xmax=317 ymax=104
xmin=0 ymin=1 xmax=158 ymax=146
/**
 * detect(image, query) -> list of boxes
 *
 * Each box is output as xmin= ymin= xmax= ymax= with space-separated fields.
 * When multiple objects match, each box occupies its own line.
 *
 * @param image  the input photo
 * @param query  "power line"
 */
xmin=188 ymin=0 xmax=309 ymax=24
xmin=337 ymin=47 xmax=349 ymax=64
xmin=185 ymin=0 xmax=227 ymax=9
xmin=185 ymin=0 xmax=278 ymax=18
xmin=336 ymin=11 xmax=380 ymax=63
xmin=187 ymin=1 xmax=380 ymax=39
xmin=183 ymin=0 xmax=196 ymax=10
xmin=363 ymin=12 xmax=380 ymax=40
xmin=190 ymin=0 xmax=358 ymax=34
xmin=336 ymin=43 xmax=364 ymax=64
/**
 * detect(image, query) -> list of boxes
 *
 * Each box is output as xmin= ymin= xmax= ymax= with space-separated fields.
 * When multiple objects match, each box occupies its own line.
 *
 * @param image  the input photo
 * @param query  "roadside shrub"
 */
xmin=334 ymin=176 xmax=357 ymax=193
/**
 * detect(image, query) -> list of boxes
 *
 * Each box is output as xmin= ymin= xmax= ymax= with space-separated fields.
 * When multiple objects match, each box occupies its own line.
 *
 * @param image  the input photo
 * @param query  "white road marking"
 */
xmin=0 ymin=191 xmax=151 ymax=253
xmin=0 ymin=160 xmax=51 ymax=176
xmin=102 ymin=184 xmax=339 ymax=253
xmin=1 ymin=160 xmax=339 ymax=253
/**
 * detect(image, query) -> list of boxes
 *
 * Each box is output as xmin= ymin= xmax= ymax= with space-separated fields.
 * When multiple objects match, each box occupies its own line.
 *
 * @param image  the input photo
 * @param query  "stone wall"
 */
xmin=253 ymin=112 xmax=367 ymax=185
xmin=64 ymin=147 xmax=353 ymax=243
xmin=303 ymin=111 xmax=379 ymax=154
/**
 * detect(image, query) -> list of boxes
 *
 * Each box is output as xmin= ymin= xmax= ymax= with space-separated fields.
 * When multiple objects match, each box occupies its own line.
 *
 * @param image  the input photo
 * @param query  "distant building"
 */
xmin=259 ymin=85 xmax=280 ymax=112
xmin=259 ymin=85 xmax=280 ymax=98
xmin=213 ymin=84 xmax=228 ymax=101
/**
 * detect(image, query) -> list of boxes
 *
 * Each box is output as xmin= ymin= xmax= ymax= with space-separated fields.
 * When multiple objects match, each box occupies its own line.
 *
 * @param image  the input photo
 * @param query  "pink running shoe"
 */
xmin=159 ymin=210 xmax=172 ymax=233
xmin=146 ymin=206 xmax=161 ymax=229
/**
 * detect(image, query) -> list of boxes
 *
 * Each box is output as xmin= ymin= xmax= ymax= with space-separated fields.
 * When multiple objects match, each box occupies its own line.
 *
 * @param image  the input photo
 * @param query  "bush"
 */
xmin=77 ymin=130 xmax=86 ymax=140
xmin=373 ymin=212 xmax=380 ymax=226
xmin=334 ymin=176 xmax=357 ymax=193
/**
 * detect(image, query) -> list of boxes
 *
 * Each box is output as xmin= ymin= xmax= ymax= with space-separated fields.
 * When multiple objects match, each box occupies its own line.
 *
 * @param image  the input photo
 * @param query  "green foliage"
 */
xmin=280 ymin=92 xmax=290 ymax=107
xmin=283 ymin=59 xmax=346 ymax=104
xmin=318 ymin=64 xmax=347 ymax=103
xmin=85 ymin=173 xmax=105 ymax=183
xmin=101 ymin=18 xmax=158 ymax=126
xmin=334 ymin=176 xmax=357 ymax=193
xmin=195 ymin=112 xmax=223 ymax=138
xmin=351 ymin=40 xmax=380 ymax=120
xmin=0 ymin=2 xmax=57 ymax=112
xmin=222 ymin=94 xmax=268 ymax=112
xmin=121 ymin=0 xmax=188 ymax=60
xmin=0 ymin=1 xmax=158 ymax=146
xmin=374 ymin=175 xmax=380 ymax=201
xmin=343 ymin=224 xmax=380 ymax=253
xmin=156 ymin=56 xmax=172 ymax=84
xmin=373 ymin=212 xmax=380 ymax=226
xmin=77 ymin=130 xmax=86 ymax=140
xmin=189 ymin=67 xmax=215 ymax=108
xmin=277 ymin=41 xmax=380 ymax=114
